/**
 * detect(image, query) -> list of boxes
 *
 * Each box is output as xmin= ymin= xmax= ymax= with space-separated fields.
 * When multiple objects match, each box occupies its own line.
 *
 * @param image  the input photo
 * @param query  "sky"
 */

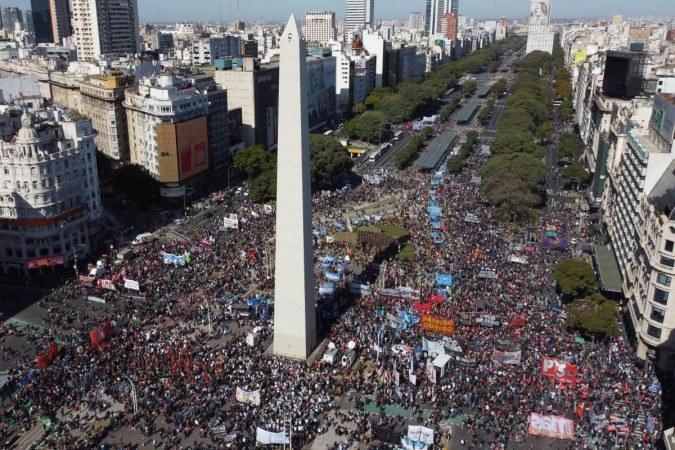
xmin=9 ymin=0 xmax=675 ymax=23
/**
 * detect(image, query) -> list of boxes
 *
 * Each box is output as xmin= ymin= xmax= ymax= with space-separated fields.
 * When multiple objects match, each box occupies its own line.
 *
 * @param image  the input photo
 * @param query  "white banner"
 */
xmin=394 ymin=369 xmax=400 ymax=387
xmin=236 ymin=387 xmax=261 ymax=406
xmin=256 ymin=427 xmax=289 ymax=445
xmin=349 ymin=283 xmax=372 ymax=296
xmin=422 ymin=337 xmax=445 ymax=356
xmin=528 ymin=413 xmax=575 ymax=440
xmin=426 ymin=359 xmax=436 ymax=384
xmin=100 ymin=279 xmax=116 ymax=291
xmin=87 ymin=296 xmax=105 ymax=304
xmin=124 ymin=278 xmax=140 ymax=291
xmin=408 ymin=425 xmax=435 ymax=444
xmin=491 ymin=349 xmax=522 ymax=365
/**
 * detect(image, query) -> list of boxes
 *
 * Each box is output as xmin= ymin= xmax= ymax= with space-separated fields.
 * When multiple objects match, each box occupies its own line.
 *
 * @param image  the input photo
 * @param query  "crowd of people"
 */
xmin=0 ymin=126 xmax=665 ymax=450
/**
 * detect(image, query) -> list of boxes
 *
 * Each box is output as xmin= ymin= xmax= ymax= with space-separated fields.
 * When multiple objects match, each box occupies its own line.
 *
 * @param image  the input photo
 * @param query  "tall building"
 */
xmin=72 ymin=0 xmax=140 ymax=61
xmin=305 ymin=12 xmax=337 ymax=46
xmin=345 ymin=0 xmax=374 ymax=33
xmin=124 ymin=73 xmax=227 ymax=197
xmin=2 ymin=7 xmax=24 ymax=30
xmin=409 ymin=12 xmax=424 ymax=31
xmin=273 ymin=15 xmax=317 ymax=359
xmin=31 ymin=0 xmax=52 ymax=43
xmin=192 ymin=37 xmax=241 ymax=65
xmin=25 ymin=10 xmax=34 ymax=35
xmin=525 ymin=0 xmax=554 ymax=54
xmin=0 ymin=110 xmax=102 ymax=274
xmin=450 ymin=0 xmax=459 ymax=15
xmin=49 ymin=0 xmax=72 ymax=44
xmin=425 ymin=0 xmax=451 ymax=36
xmin=602 ymin=93 xmax=675 ymax=373
xmin=79 ymin=73 xmax=135 ymax=164
xmin=440 ymin=13 xmax=458 ymax=41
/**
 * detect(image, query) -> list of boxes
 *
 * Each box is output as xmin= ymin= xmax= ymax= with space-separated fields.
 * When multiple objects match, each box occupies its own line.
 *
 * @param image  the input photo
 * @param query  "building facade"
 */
xmin=72 ymin=0 xmax=140 ymax=61
xmin=1 ymin=7 xmax=23 ymax=31
xmin=305 ymin=12 xmax=336 ymax=47
xmin=49 ymin=0 xmax=72 ymax=44
xmin=345 ymin=0 xmax=374 ymax=34
xmin=124 ymin=74 xmax=214 ymax=196
xmin=425 ymin=0 xmax=450 ymax=36
xmin=79 ymin=73 xmax=134 ymax=163
xmin=409 ymin=12 xmax=424 ymax=32
xmin=0 ymin=110 xmax=102 ymax=274
xmin=526 ymin=0 xmax=554 ymax=54
xmin=192 ymin=37 xmax=241 ymax=65
xmin=30 ymin=0 xmax=52 ymax=44
xmin=440 ymin=13 xmax=458 ymax=41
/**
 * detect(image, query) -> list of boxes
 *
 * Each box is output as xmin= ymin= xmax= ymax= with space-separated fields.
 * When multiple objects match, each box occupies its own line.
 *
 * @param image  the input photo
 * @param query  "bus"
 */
xmin=393 ymin=130 xmax=404 ymax=141
xmin=379 ymin=142 xmax=392 ymax=154
xmin=368 ymin=149 xmax=382 ymax=162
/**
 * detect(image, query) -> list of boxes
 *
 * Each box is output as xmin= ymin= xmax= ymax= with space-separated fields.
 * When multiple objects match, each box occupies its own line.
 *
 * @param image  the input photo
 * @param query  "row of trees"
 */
xmin=342 ymin=37 xmax=522 ymax=143
xmin=552 ymin=37 xmax=574 ymax=122
xmin=480 ymin=50 xmax=552 ymax=221
xmin=233 ymin=135 xmax=354 ymax=202
xmin=446 ymin=131 xmax=479 ymax=174
xmin=478 ymin=99 xmax=495 ymax=126
xmin=393 ymin=135 xmax=427 ymax=169
xmin=554 ymin=258 xmax=619 ymax=338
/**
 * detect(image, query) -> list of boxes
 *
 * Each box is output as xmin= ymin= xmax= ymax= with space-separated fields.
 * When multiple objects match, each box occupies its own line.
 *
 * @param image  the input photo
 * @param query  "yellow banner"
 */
xmin=421 ymin=315 xmax=456 ymax=335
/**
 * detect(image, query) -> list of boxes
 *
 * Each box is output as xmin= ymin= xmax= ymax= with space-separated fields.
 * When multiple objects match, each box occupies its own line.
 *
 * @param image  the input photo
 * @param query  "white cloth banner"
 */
xmin=124 ymin=278 xmax=140 ymax=290
xmin=422 ymin=337 xmax=446 ymax=356
xmin=527 ymin=413 xmax=575 ymax=440
xmin=256 ymin=427 xmax=289 ymax=445
xmin=408 ymin=425 xmax=435 ymax=444
xmin=100 ymin=279 xmax=116 ymax=291
xmin=236 ymin=387 xmax=261 ymax=406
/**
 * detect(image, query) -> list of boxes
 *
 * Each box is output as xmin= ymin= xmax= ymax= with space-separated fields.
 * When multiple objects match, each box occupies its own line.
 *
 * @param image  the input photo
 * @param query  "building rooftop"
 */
xmin=594 ymin=244 xmax=623 ymax=293
xmin=415 ymin=130 xmax=458 ymax=171
xmin=628 ymin=127 xmax=664 ymax=156
xmin=648 ymin=159 xmax=675 ymax=221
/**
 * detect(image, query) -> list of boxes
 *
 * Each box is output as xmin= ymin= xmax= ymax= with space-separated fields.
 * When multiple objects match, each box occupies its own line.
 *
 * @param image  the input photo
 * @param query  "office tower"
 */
xmin=345 ymin=0 xmax=374 ymax=33
xmin=49 ymin=0 xmax=72 ymax=44
xmin=305 ymin=12 xmax=337 ymax=46
xmin=25 ymin=10 xmax=34 ymax=35
xmin=31 ymin=0 xmax=51 ymax=43
xmin=72 ymin=0 xmax=140 ymax=60
xmin=440 ymin=13 xmax=458 ymax=41
xmin=425 ymin=0 xmax=458 ymax=36
xmin=2 ymin=7 xmax=24 ymax=30
xmin=273 ymin=15 xmax=317 ymax=359
xmin=409 ymin=12 xmax=424 ymax=31
xmin=526 ymin=0 xmax=554 ymax=54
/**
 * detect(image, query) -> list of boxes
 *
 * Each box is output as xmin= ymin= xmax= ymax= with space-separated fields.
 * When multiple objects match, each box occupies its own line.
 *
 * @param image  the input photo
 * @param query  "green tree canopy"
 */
xmin=565 ymin=293 xmax=619 ymax=338
xmin=343 ymin=111 xmax=389 ymax=143
xmin=462 ymin=80 xmax=478 ymax=97
xmin=554 ymin=258 xmax=599 ymax=300
xmin=562 ymin=162 xmax=590 ymax=183
xmin=309 ymin=135 xmax=354 ymax=191
xmin=491 ymin=78 xmax=507 ymax=96
xmin=481 ymin=152 xmax=546 ymax=192
xmin=557 ymin=132 xmax=585 ymax=160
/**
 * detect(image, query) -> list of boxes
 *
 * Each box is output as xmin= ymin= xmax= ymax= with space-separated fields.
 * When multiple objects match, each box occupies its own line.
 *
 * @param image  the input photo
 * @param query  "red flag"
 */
xmin=36 ymin=354 xmax=51 ymax=368
xmin=89 ymin=329 xmax=101 ymax=348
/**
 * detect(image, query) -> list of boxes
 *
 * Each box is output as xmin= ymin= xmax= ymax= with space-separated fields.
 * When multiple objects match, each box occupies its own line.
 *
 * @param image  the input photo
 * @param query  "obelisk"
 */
xmin=273 ymin=14 xmax=317 ymax=359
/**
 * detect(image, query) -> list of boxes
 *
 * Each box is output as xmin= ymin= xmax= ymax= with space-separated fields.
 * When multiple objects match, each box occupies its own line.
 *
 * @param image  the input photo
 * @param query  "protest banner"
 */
xmin=527 ymin=413 xmax=575 ymax=440
xmin=123 ymin=278 xmax=140 ymax=291
xmin=491 ymin=349 xmax=522 ymax=365
xmin=541 ymin=357 xmax=578 ymax=384
xmin=408 ymin=425 xmax=435 ymax=444
xmin=235 ymin=387 xmax=261 ymax=406
xmin=349 ymin=283 xmax=372 ymax=296
xmin=421 ymin=315 xmax=455 ymax=335
xmin=435 ymin=273 xmax=453 ymax=287
xmin=256 ymin=428 xmax=289 ymax=445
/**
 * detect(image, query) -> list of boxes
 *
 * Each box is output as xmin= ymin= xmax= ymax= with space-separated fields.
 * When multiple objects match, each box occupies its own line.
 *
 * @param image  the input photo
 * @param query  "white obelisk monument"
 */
xmin=273 ymin=15 xmax=317 ymax=359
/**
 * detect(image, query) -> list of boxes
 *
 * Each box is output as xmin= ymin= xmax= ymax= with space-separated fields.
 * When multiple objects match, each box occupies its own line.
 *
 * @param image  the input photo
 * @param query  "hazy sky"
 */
xmin=10 ymin=0 xmax=675 ymax=23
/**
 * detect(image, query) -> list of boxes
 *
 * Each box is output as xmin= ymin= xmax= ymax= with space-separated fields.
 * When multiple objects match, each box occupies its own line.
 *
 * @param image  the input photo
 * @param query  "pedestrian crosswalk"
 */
xmin=164 ymin=229 xmax=189 ymax=242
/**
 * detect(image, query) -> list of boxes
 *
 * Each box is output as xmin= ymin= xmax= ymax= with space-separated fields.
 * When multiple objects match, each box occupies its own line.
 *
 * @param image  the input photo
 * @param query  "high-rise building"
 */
xmin=2 ymin=7 xmax=24 ymax=31
xmin=79 ymin=73 xmax=135 ymax=163
xmin=0 ymin=110 xmax=102 ymax=274
xmin=25 ymin=10 xmax=34 ymax=35
xmin=305 ymin=12 xmax=337 ymax=46
xmin=192 ymin=37 xmax=241 ymax=65
xmin=440 ymin=12 xmax=458 ymax=41
xmin=124 ymin=73 xmax=227 ymax=196
xmin=425 ymin=0 xmax=452 ymax=36
xmin=612 ymin=14 xmax=622 ymax=25
xmin=30 ymin=0 xmax=52 ymax=43
xmin=49 ymin=0 xmax=72 ymax=44
xmin=72 ymin=0 xmax=140 ymax=61
xmin=525 ymin=0 xmax=554 ymax=54
xmin=345 ymin=0 xmax=374 ymax=33
xmin=602 ymin=51 xmax=647 ymax=99
xmin=273 ymin=15 xmax=317 ymax=359
xmin=409 ymin=12 xmax=424 ymax=31
xmin=450 ymin=0 xmax=459 ymax=15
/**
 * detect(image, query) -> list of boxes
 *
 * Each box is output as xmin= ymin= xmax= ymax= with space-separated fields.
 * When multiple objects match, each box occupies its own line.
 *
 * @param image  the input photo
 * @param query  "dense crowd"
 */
xmin=0 ymin=132 xmax=664 ymax=449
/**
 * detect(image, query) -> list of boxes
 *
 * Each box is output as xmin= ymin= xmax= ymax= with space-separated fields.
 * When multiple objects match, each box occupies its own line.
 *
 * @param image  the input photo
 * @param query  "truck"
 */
xmin=322 ymin=342 xmax=341 ymax=364
xmin=368 ymin=149 xmax=381 ymax=162
xmin=132 ymin=233 xmax=153 ymax=245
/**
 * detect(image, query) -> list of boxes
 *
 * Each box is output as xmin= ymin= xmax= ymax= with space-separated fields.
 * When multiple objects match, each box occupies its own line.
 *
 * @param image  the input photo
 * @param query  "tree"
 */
xmin=557 ymin=132 xmax=585 ymax=161
xmin=309 ymin=135 xmax=354 ymax=191
xmin=491 ymin=78 xmax=507 ymax=96
xmin=462 ymin=80 xmax=478 ymax=97
xmin=478 ymin=99 xmax=495 ymax=125
xmin=112 ymin=164 xmax=159 ymax=206
xmin=554 ymin=258 xmax=599 ymax=301
xmin=422 ymin=126 xmax=435 ymax=140
xmin=352 ymin=103 xmax=366 ymax=115
xmin=566 ymin=293 xmax=619 ymax=338
xmin=481 ymin=173 xmax=542 ymax=221
xmin=364 ymin=87 xmax=394 ymax=110
xmin=535 ymin=122 xmax=554 ymax=142
xmin=343 ymin=111 xmax=389 ymax=143
xmin=559 ymin=99 xmax=574 ymax=122
xmin=233 ymin=145 xmax=275 ymax=179
xmin=562 ymin=162 xmax=590 ymax=184
xmin=481 ymin=152 xmax=546 ymax=193
xmin=394 ymin=135 xmax=426 ymax=169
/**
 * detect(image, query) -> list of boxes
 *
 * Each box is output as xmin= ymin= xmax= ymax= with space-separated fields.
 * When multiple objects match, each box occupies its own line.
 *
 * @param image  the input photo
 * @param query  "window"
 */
xmin=666 ymin=240 xmax=675 ymax=253
xmin=653 ymin=288 xmax=669 ymax=305
xmin=660 ymin=256 xmax=675 ymax=268
xmin=27 ymin=249 xmax=36 ymax=258
xmin=657 ymin=273 xmax=672 ymax=287
xmin=646 ymin=325 xmax=662 ymax=339
xmin=39 ymin=248 xmax=49 ymax=256
xmin=650 ymin=306 xmax=666 ymax=323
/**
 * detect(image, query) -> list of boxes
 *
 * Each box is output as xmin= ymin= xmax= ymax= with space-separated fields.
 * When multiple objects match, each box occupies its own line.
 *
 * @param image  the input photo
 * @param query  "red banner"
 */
xmin=413 ymin=301 xmax=432 ymax=313
xmin=509 ymin=315 xmax=527 ymax=328
xmin=36 ymin=342 xmax=59 ymax=368
xmin=541 ymin=357 xmax=578 ymax=384
xmin=421 ymin=315 xmax=456 ymax=335
xmin=89 ymin=322 xmax=113 ymax=348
